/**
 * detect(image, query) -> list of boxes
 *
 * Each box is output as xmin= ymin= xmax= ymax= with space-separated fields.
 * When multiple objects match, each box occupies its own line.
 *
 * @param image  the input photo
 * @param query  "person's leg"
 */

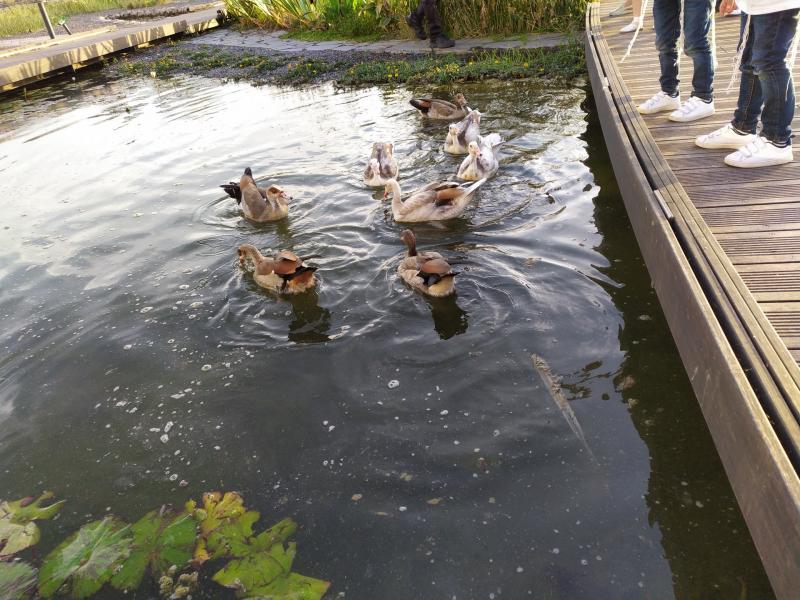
xmin=695 ymin=13 xmax=758 ymax=148
xmin=621 ymin=0 xmax=643 ymax=32
xmin=752 ymin=9 xmax=799 ymax=146
xmin=653 ymin=0 xmax=681 ymax=96
xmin=724 ymin=9 xmax=798 ymax=167
xmin=682 ymin=0 xmax=714 ymax=101
xmin=731 ymin=13 xmax=761 ymax=135
xmin=425 ymin=0 xmax=454 ymax=48
xmin=406 ymin=1 xmax=427 ymax=39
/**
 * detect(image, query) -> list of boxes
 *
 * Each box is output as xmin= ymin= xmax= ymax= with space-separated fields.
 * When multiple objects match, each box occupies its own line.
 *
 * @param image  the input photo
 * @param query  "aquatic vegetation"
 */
xmin=0 ymin=491 xmax=328 ymax=600
xmin=0 ymin=491 xmax=65 ymax=559
xmin=223 ymin=0 xmax=588 ymax=37
xmin=0 ymin=562 xmax=37 ymax=600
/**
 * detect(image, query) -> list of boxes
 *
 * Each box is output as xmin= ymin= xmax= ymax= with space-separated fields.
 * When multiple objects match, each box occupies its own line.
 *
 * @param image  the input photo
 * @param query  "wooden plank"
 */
xmin=589 ymin=4 xmax=800 ymax=597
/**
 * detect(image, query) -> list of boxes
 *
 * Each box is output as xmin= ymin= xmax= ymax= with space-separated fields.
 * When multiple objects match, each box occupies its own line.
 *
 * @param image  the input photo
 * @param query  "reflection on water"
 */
xmin=0 ymin=73 xmax=774 ymax=599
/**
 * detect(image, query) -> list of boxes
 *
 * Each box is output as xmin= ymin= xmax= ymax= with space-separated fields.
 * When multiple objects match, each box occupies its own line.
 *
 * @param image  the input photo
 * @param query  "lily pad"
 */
xmin=110 ymin=508 xmax=196 ymax=591
xmin=213 ymin=542 xmax=329 ymax=600
xmin=0 ymin=492 xmax=65 ymax=559
xmin=187 ymin=492 xmax=260 ymax=564
xmin=0 ymin=562 xmax=37 ymax=600
xmin=38 ymin=517 xmax=132 ymax=599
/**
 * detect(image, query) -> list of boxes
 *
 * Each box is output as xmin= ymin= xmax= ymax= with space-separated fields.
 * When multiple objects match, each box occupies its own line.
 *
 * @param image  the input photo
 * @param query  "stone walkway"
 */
xmin=185 ymin=28 xmax=569 ymax=55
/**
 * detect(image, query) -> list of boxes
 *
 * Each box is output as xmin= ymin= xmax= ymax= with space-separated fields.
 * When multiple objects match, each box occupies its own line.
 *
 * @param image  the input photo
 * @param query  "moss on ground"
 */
xmin=108 ymin=38 xmax=585 ymax=86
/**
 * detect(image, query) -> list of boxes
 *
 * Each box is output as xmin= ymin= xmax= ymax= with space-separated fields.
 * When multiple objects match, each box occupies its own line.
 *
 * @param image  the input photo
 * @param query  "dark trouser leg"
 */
xmin=732 ymin=13 xmax=761 ymax=134
xmin=751 ymin=9 xmax=800 ymax=146
xmin=422 ymin=0 xmax=443 ymax=38
xmin=683 ymin=0 xmax=714 ymax=100
xmin=653 ymin=0 xmax=681 ymax=96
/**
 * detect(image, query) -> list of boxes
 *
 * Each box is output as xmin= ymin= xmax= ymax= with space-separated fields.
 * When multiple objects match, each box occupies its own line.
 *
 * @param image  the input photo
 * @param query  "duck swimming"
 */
xmin=444 ymin=111 xmax=481 ymax=155
xmin=384 ymin=177 xmax=487 ymax=223
xmin=457 ymin=133 xmax=504 ymax=181
xmin=221 ymin=168 xmax=292 ymax=222
xmin=363 ymin=142 xmax=399 ymax=187
xmin=237 ymin=244 xmax=318 ymax=294
xmin=397 ymin=229 xmax=458 ymax=297
xmin=409 ymin=93 xmax=469 ymax=120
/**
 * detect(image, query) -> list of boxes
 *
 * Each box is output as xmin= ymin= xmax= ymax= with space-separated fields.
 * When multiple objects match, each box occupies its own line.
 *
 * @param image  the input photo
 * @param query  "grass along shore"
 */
xmin=224 ymin=0 xmax=587 ymax=40
xmin=109 ymin=38 xmax=585 ymax=85
xmin=0 ymin=0 xmax=169 ymax=37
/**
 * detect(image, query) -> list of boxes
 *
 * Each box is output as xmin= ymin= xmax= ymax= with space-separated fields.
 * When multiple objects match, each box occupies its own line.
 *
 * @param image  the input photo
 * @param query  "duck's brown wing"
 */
xmin=418 ymin=256 xmax=451 ymax=275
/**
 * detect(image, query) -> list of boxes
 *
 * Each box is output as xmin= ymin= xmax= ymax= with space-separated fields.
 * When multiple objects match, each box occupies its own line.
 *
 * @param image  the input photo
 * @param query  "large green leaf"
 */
xmin=0 ymin=561 xmax=37 ymax=600
xmin=109 ymin=509 xmax=196 ymax=591
xmin=38 ymin=517 xmax=132 ymax=599
xmin=212 ymin=541 xmax=330 ymax=600
xmin=0 ymin=492 xmax=65 ymax=559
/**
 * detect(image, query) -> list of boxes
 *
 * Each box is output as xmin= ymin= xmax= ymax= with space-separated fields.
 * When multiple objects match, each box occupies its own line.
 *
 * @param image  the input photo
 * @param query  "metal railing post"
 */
xmin=37 ymin=1 xmax=57 ymax=39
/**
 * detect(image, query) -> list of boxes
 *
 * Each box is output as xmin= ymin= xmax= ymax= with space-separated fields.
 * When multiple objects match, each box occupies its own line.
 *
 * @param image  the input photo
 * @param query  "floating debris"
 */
xmin=387 ymin=380 xmax=400 ymax=389
xmin=351 ymin=494 xmax=363 ymax=502
xmin=531 ymin=354 xmax=597 ymax=463
xmin=201 ymin=364 xmax=212 ymax=372
xmin=140 ymin=307 xmax=153 ymax=314
xmin=160 ymin=434 xmax=169 ymax=444
xmin=426 ymin=498 xmax=442 ymax=506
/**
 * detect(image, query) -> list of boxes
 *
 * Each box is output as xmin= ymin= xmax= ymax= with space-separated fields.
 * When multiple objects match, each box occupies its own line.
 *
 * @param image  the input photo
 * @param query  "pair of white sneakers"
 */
xmin=637 ymin=91 xmax=793 ymax=168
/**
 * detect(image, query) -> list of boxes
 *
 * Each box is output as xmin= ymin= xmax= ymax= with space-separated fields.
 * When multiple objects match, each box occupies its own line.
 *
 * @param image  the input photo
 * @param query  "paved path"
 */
xmin=185 ymin=28 xmax=569 ymax=55
xmin=0 ymin=5 xmax=223 ymax=91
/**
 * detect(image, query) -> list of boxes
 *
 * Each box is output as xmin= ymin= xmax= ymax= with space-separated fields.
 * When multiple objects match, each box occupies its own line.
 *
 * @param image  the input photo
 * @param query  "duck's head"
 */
xmin=383 ymin=142 xmax=394 ymax=157
xmin=240 ymin=167 xmax=256 ymax=187
xmin=383 ymin=177 xmax=399 ymax=200
xmin=467 ymin=140 xmax=480 ymax=158
xmin=469 ymin=110 xmax=482 ymax=124
xmin=400 ymin=229 xmax=417 ymax=256
xmin=266 ymin=185 xmax=292 ymax=203
xmin=455 ymin=93 xmax=467 ymax=107
xmin=237 ymin=243 xmax=259 ymax=266
xmin=448 ymin=123 xmax=459 ymax=138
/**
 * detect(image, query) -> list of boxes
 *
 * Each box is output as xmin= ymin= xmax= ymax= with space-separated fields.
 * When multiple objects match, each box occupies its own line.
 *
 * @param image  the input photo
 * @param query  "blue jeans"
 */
xmin=653 ymin=0 xmax=715 ymax=100
xmin=732 ymin=10 xmax=800 ymax=146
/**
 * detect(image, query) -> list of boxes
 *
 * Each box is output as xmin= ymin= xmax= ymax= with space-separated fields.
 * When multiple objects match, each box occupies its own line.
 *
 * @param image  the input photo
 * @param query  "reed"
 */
xmin=0 ymin=0 xmax=167 ymax=37
xmin=223 ymin=0 xmax=586 ymax=37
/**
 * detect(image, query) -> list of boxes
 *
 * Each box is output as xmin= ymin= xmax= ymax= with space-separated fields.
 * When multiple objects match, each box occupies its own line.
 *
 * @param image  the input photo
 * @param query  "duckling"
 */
xmin=220 ymin=168 xmax=292 ymax=222
xmin=397 ymin=229 xmax=458 ymax=297
xmin=409 ymin=93 xmax=469 ymax=120
xmin=237 ymin=244 xmax=318 ymax=294
xmin=363 ymin=142 xmax=399 ymax=187
xmin=457 ymin=133 xmax=504 ymax=181
xmin=444 ymin=110 xmax=481 ymax=155
xmin=384 ymin=177 xmax=487 ymax=223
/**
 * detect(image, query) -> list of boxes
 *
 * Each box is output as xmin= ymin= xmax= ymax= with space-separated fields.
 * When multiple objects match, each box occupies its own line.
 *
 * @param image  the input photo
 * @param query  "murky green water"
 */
xmin=0 ymin=74 xmax=775 ymax=599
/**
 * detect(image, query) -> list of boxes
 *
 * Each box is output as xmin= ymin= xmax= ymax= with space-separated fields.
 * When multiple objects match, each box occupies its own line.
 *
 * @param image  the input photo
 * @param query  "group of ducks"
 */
xmin=224 ymin=92 xmax=504 ymax=299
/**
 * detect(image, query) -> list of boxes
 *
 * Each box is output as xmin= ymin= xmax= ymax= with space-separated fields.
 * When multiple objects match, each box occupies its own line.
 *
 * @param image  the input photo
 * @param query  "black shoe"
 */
xmin=405 ymin=14 xmax=427 ymax=40
xmin=430 ymin=34 xmax=455 ymax=49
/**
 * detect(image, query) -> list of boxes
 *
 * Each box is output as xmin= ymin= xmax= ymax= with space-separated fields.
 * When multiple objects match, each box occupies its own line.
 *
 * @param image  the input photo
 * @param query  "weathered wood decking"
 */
xmin=586 ymin=2 xmax=800 ymax=598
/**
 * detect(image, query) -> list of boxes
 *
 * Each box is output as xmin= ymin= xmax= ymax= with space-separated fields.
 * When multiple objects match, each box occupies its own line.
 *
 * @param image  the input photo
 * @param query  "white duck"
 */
xmin=221 ymin=168 xmax=292 ymax=222
xmin=397 ymin=229 xmax=458 ymax=297
xmin=363 ymin=142 xmax=399 ymax=187
xmin=444 ymin=110 xmax=481 ymax=155
xmin=457 ymin=134 xmax=504 ymax=181
xmin=237 ymin=245 xmax=318 ymax=294
xmin=384 ymin=177 xmax=486 ymax=223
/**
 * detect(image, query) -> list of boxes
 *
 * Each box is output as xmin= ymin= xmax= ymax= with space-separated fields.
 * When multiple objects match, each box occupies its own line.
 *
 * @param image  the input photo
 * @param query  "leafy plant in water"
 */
xmin=109 ymin=507 xmax=196 ymax=591
xmin=0 ymin=492 xmax=65 ymax=559
xmin=38 ymin=517 xmax=132 ymax=599
xmin=0 ymin=562 xmax=37 ymax=600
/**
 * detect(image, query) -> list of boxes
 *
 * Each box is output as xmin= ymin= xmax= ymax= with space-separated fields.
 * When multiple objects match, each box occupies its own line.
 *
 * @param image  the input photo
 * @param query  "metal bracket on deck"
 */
xmin=653 ymin=189 xmax=674 ymax=223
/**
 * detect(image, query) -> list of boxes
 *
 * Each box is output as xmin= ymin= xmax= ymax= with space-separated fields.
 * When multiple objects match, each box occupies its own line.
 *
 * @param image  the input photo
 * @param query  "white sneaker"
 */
xmin=609 ymin=1 xmax=632 ymax=16
xmin=668 ymin=96 xmax=714 ymax=122
xmin=620 ymin=17 xmax=642 ymax=33
xmin=695 ymin=124 xmax=757 ymax=149
xmin=637 ymin=91 xmax=680 ymax=115
xmin=724 ymin=137 xmax=793 ymax=168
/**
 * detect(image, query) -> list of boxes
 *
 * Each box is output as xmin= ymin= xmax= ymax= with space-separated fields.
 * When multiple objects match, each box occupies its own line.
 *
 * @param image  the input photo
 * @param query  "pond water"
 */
xmin=0 ymin=73 xmax=775 ymax=599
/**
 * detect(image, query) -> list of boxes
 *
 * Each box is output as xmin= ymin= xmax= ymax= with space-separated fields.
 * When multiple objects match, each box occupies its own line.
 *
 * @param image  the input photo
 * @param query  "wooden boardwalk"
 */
xmin=586 ymin=2 xmax=800 ymax=598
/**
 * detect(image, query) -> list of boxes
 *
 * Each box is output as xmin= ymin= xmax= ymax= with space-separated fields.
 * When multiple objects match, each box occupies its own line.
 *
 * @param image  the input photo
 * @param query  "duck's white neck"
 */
xmin=388 ymin=180 xmax=404 ymax=215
